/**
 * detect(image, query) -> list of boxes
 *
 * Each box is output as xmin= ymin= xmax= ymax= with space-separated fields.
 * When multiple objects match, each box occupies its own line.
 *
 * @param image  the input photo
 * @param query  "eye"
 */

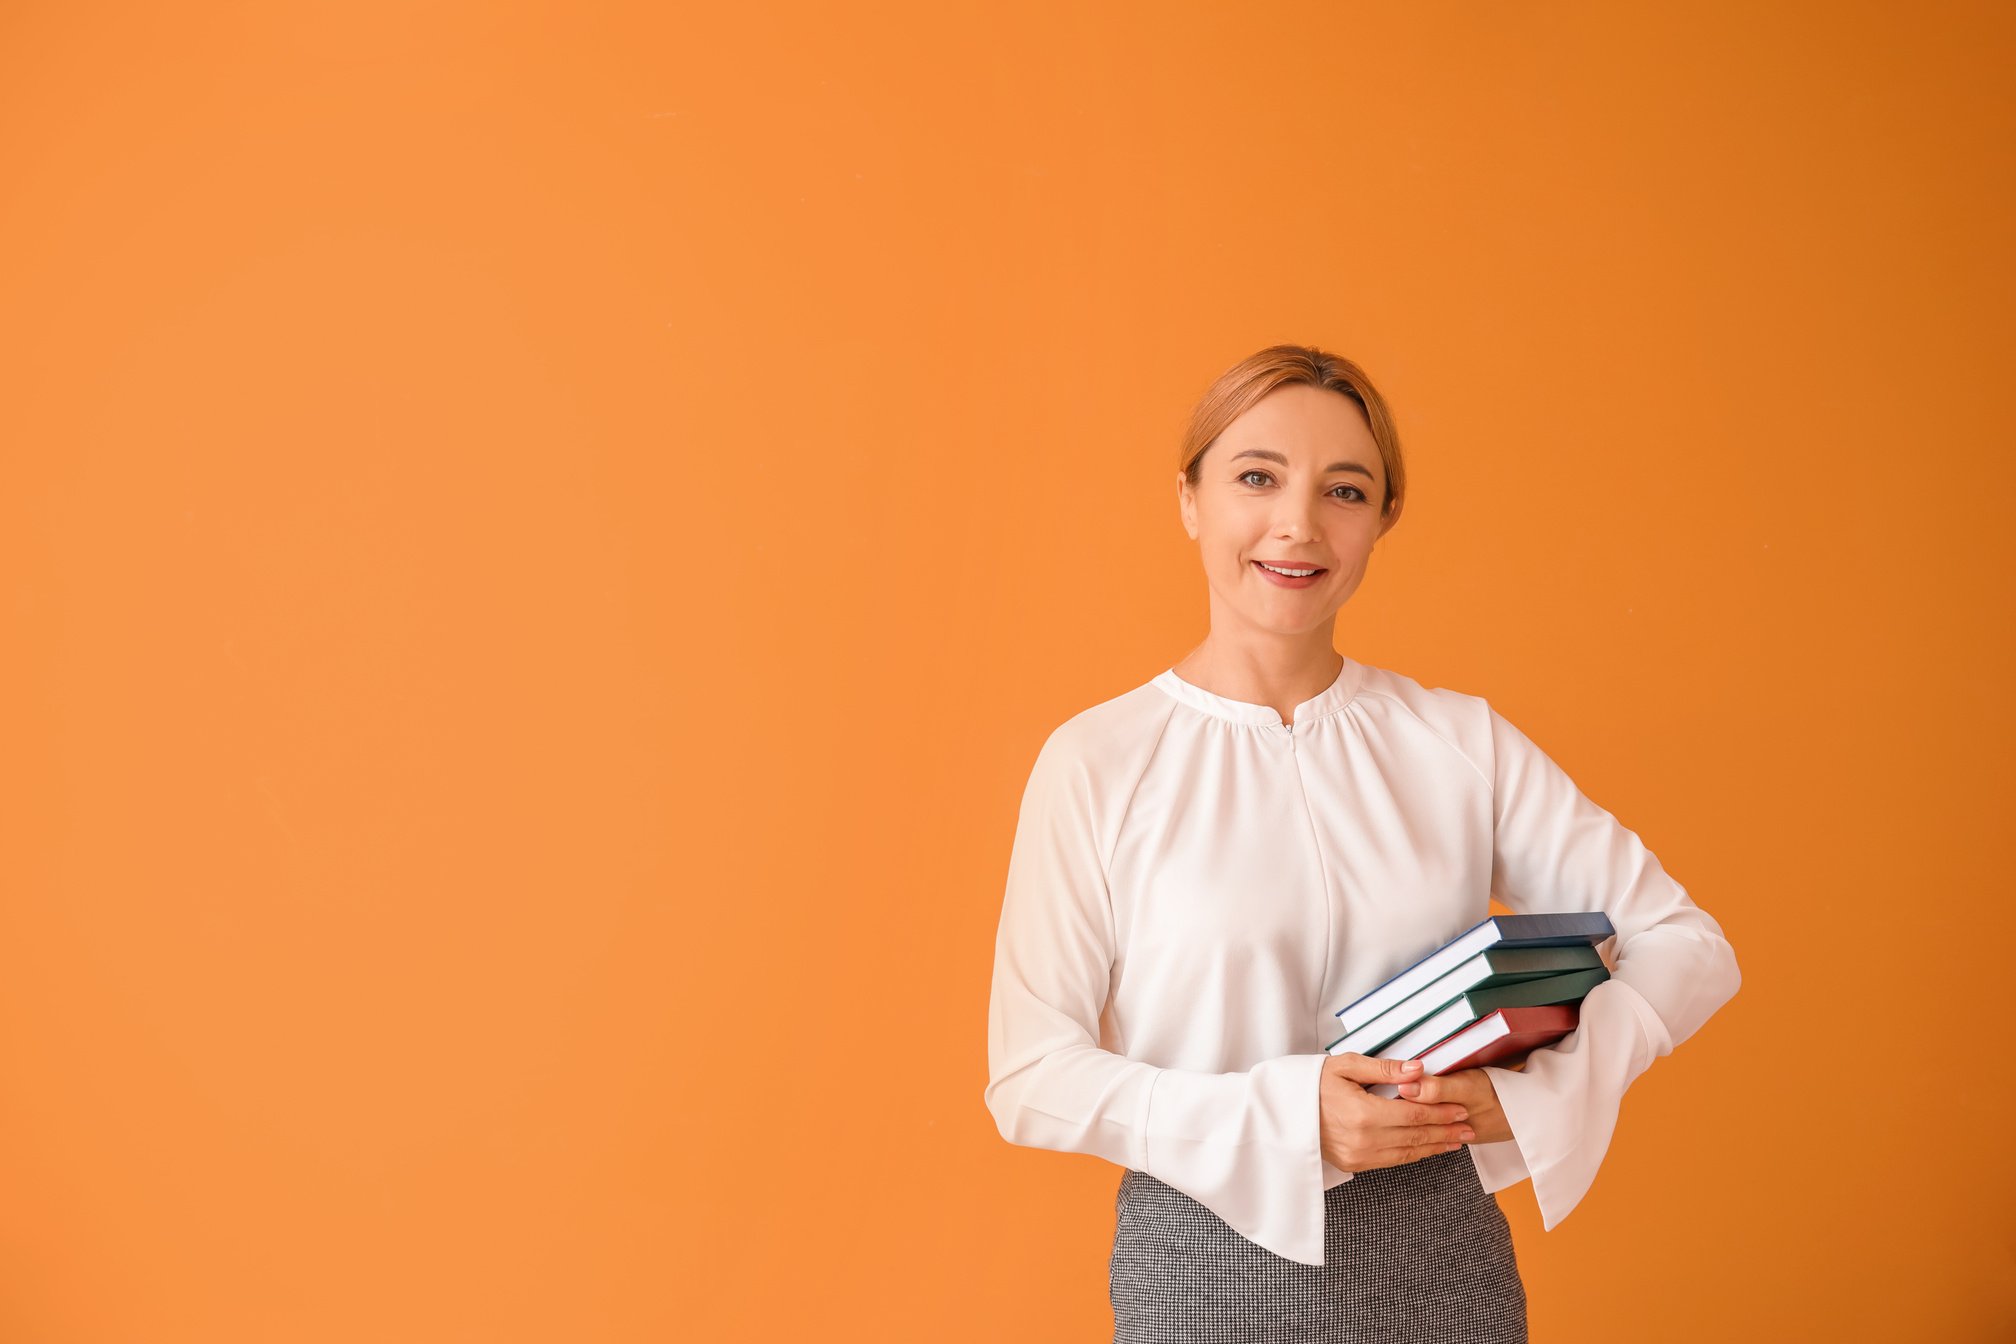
xmin=1236 ymin=469 xmax=1368 ymax=502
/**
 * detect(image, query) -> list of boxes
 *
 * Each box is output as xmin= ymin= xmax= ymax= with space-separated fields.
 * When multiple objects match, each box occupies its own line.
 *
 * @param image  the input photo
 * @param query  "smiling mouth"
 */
xmin=1253 ymin=560 xmax=1327 ymax=578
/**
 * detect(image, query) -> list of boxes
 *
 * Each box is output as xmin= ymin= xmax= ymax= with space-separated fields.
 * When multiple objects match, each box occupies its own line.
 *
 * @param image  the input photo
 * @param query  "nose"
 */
xmin=1272 ymin=493 xmax=1322 ymax=542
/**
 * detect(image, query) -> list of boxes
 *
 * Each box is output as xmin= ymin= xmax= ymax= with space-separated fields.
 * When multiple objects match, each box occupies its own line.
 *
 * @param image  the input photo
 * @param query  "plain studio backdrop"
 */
xmin=2 ymin=1 xmax=2011 ymax=1340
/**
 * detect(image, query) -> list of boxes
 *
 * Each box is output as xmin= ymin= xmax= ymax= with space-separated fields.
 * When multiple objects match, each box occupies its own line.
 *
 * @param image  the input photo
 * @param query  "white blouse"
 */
xmin=983 ymin=655 xmax=1741 ymax=1266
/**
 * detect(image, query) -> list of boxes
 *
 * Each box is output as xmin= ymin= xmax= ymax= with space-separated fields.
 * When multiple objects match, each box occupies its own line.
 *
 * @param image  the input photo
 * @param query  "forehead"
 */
xmin=1224 ymin=384 xmax=1375 ymax=445
xmin=1220 ymin=387 xmax=1376 ymax=464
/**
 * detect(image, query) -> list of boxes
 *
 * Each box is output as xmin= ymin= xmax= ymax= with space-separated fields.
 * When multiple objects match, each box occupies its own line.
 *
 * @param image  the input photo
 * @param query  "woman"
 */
xmin=982 ymin=344 xmax=1742 ymax=1342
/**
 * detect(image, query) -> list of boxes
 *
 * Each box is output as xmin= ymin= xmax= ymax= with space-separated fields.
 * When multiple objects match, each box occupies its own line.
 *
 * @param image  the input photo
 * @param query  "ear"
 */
xmin=1376 ymin=492 xmax=1405 ymax=540
xmin=1176 ymin=471 xmax=1198 ymax=541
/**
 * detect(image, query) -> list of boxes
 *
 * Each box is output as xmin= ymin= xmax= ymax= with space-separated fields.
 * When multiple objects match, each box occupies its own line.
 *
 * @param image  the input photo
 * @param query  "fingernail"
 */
xmin=1459 ymin=1130 xmax=1476 ymax=1141
xmin=1454 ymin=1109 xmax=1469 ymax=1121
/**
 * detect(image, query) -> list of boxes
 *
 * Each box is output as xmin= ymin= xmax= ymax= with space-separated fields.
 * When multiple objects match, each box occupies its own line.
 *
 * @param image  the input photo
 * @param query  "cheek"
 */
xmin=1338 ymin=532 xmax=1381 ymax=567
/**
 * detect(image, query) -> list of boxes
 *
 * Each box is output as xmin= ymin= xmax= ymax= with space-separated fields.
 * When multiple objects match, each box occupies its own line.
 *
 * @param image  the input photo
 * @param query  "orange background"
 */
xmin=3 ymin=2 xmax=2011 ymax=1339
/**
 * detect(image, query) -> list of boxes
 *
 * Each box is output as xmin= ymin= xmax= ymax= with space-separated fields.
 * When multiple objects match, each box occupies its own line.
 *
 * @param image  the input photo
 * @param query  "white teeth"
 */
xmin=1259 ymin=563 xmax=1320 ymax=577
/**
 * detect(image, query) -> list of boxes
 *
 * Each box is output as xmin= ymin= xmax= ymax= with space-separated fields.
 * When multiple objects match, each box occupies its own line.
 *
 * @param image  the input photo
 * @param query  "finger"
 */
xmin=1329 ymin=1053 xmax=1425 ymax=1087
xmin=1358 ymin=1054 xmax=1423 ymax=1083
xmin=1400 ymin=1067 xmax=1450 ymax=1101
xmin=1410 ymin=1068 xmax=1482 ymax=1103
xmin=1376 ymin=1116 xmax=1476 ymax=1146
xmin=1367 ymin=1097 xmax=1469 ymax=1127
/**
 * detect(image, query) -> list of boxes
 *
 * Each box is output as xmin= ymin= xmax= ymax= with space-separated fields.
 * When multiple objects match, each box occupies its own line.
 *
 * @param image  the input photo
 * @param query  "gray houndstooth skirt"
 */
xmin=1108 ymin=1146 xmax=1527 ymax=1343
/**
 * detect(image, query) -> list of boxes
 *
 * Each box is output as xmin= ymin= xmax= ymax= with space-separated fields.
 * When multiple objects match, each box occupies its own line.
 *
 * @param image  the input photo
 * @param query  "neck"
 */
xmin=1171 ymin=635 xmax=1344 ymax=721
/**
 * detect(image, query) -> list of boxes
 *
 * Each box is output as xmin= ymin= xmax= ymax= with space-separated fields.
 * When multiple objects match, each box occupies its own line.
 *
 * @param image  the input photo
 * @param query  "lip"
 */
xmin=1251 ymin=559 xmax=1327 ymax=589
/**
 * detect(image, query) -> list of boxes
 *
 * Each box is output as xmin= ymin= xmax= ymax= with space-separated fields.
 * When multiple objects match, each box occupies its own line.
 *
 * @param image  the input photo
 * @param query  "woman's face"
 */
xmin=1176 ymin=382 xmax=1398 ymax=638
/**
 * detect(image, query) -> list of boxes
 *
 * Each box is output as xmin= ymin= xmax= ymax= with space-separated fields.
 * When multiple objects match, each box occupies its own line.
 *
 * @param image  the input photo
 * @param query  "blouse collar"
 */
xmin=1150 ymin=656 xmax=1366 ymax=730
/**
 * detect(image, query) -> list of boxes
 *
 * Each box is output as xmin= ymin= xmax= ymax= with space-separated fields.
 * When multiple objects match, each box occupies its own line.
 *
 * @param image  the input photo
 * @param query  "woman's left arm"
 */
xmin=1439 ymin=703 xmax=1743 ymax=1228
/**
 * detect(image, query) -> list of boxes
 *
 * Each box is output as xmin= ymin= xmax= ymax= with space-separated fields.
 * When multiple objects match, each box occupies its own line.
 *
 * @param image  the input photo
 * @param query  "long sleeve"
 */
xmin=1465 ymin=705 xmax=1743 ymax=1227
xmin=983 ymin=727 xmax=1333 ymax=1266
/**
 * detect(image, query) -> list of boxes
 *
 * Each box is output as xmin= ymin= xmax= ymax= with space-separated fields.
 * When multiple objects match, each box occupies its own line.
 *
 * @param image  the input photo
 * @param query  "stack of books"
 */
xmin=1327 ymin=912 xmax=1616 ymax=1099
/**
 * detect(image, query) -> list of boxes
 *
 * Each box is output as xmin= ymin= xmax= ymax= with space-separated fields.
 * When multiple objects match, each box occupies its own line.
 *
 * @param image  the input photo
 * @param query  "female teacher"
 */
xmin=982 ymin=344 xmax=1742 ymax=1342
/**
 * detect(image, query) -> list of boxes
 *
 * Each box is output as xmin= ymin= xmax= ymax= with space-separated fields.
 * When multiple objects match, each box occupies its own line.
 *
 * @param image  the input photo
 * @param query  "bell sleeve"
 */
xmin=983 ymin=728 xmax=1333 ymax=1266
xmin=1464 ymin=704 xmax=1743 ymax=1228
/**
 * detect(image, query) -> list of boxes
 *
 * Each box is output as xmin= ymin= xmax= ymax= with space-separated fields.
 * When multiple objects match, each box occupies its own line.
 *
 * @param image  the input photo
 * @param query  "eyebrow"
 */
xmin=1227 ymin=448 xmax=1375 ymax=480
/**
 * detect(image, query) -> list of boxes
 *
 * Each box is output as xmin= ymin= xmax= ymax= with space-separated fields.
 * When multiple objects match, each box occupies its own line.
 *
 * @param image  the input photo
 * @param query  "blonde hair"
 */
xmin=1177 ymin=344 xmax=1405 ymax=520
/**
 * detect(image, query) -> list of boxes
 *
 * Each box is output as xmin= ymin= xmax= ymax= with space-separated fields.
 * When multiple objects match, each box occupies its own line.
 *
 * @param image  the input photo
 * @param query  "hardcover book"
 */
xmin=1359 ymin=1004 xmax=1584 ymax=1099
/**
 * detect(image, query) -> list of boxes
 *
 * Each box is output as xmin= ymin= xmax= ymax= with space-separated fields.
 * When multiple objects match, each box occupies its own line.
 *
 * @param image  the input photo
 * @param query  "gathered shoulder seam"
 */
xmin=1352 ymin=684 xmax=1493 ymax=793
xmin=1104 ymin=695 xmax=1180 ymax=879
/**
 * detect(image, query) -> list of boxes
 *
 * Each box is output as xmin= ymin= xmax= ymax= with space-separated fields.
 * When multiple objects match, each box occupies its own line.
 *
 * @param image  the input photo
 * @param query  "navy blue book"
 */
xmin=1332 ymin=911 xmax=1615 ymax=1033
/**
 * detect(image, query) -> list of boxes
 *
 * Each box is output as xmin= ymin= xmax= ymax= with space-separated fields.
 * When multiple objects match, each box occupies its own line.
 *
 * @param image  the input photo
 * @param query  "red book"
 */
xmin=1415 ymin=1003 xmax=1580 ymax=1075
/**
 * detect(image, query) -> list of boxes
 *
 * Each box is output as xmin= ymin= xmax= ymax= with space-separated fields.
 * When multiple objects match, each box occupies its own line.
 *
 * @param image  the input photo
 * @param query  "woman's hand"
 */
xmin=1319 ymin=1054 xmax=1477 ymax=1173
xmin=1397 ymin=1064 xmax=1516 ymax=1146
